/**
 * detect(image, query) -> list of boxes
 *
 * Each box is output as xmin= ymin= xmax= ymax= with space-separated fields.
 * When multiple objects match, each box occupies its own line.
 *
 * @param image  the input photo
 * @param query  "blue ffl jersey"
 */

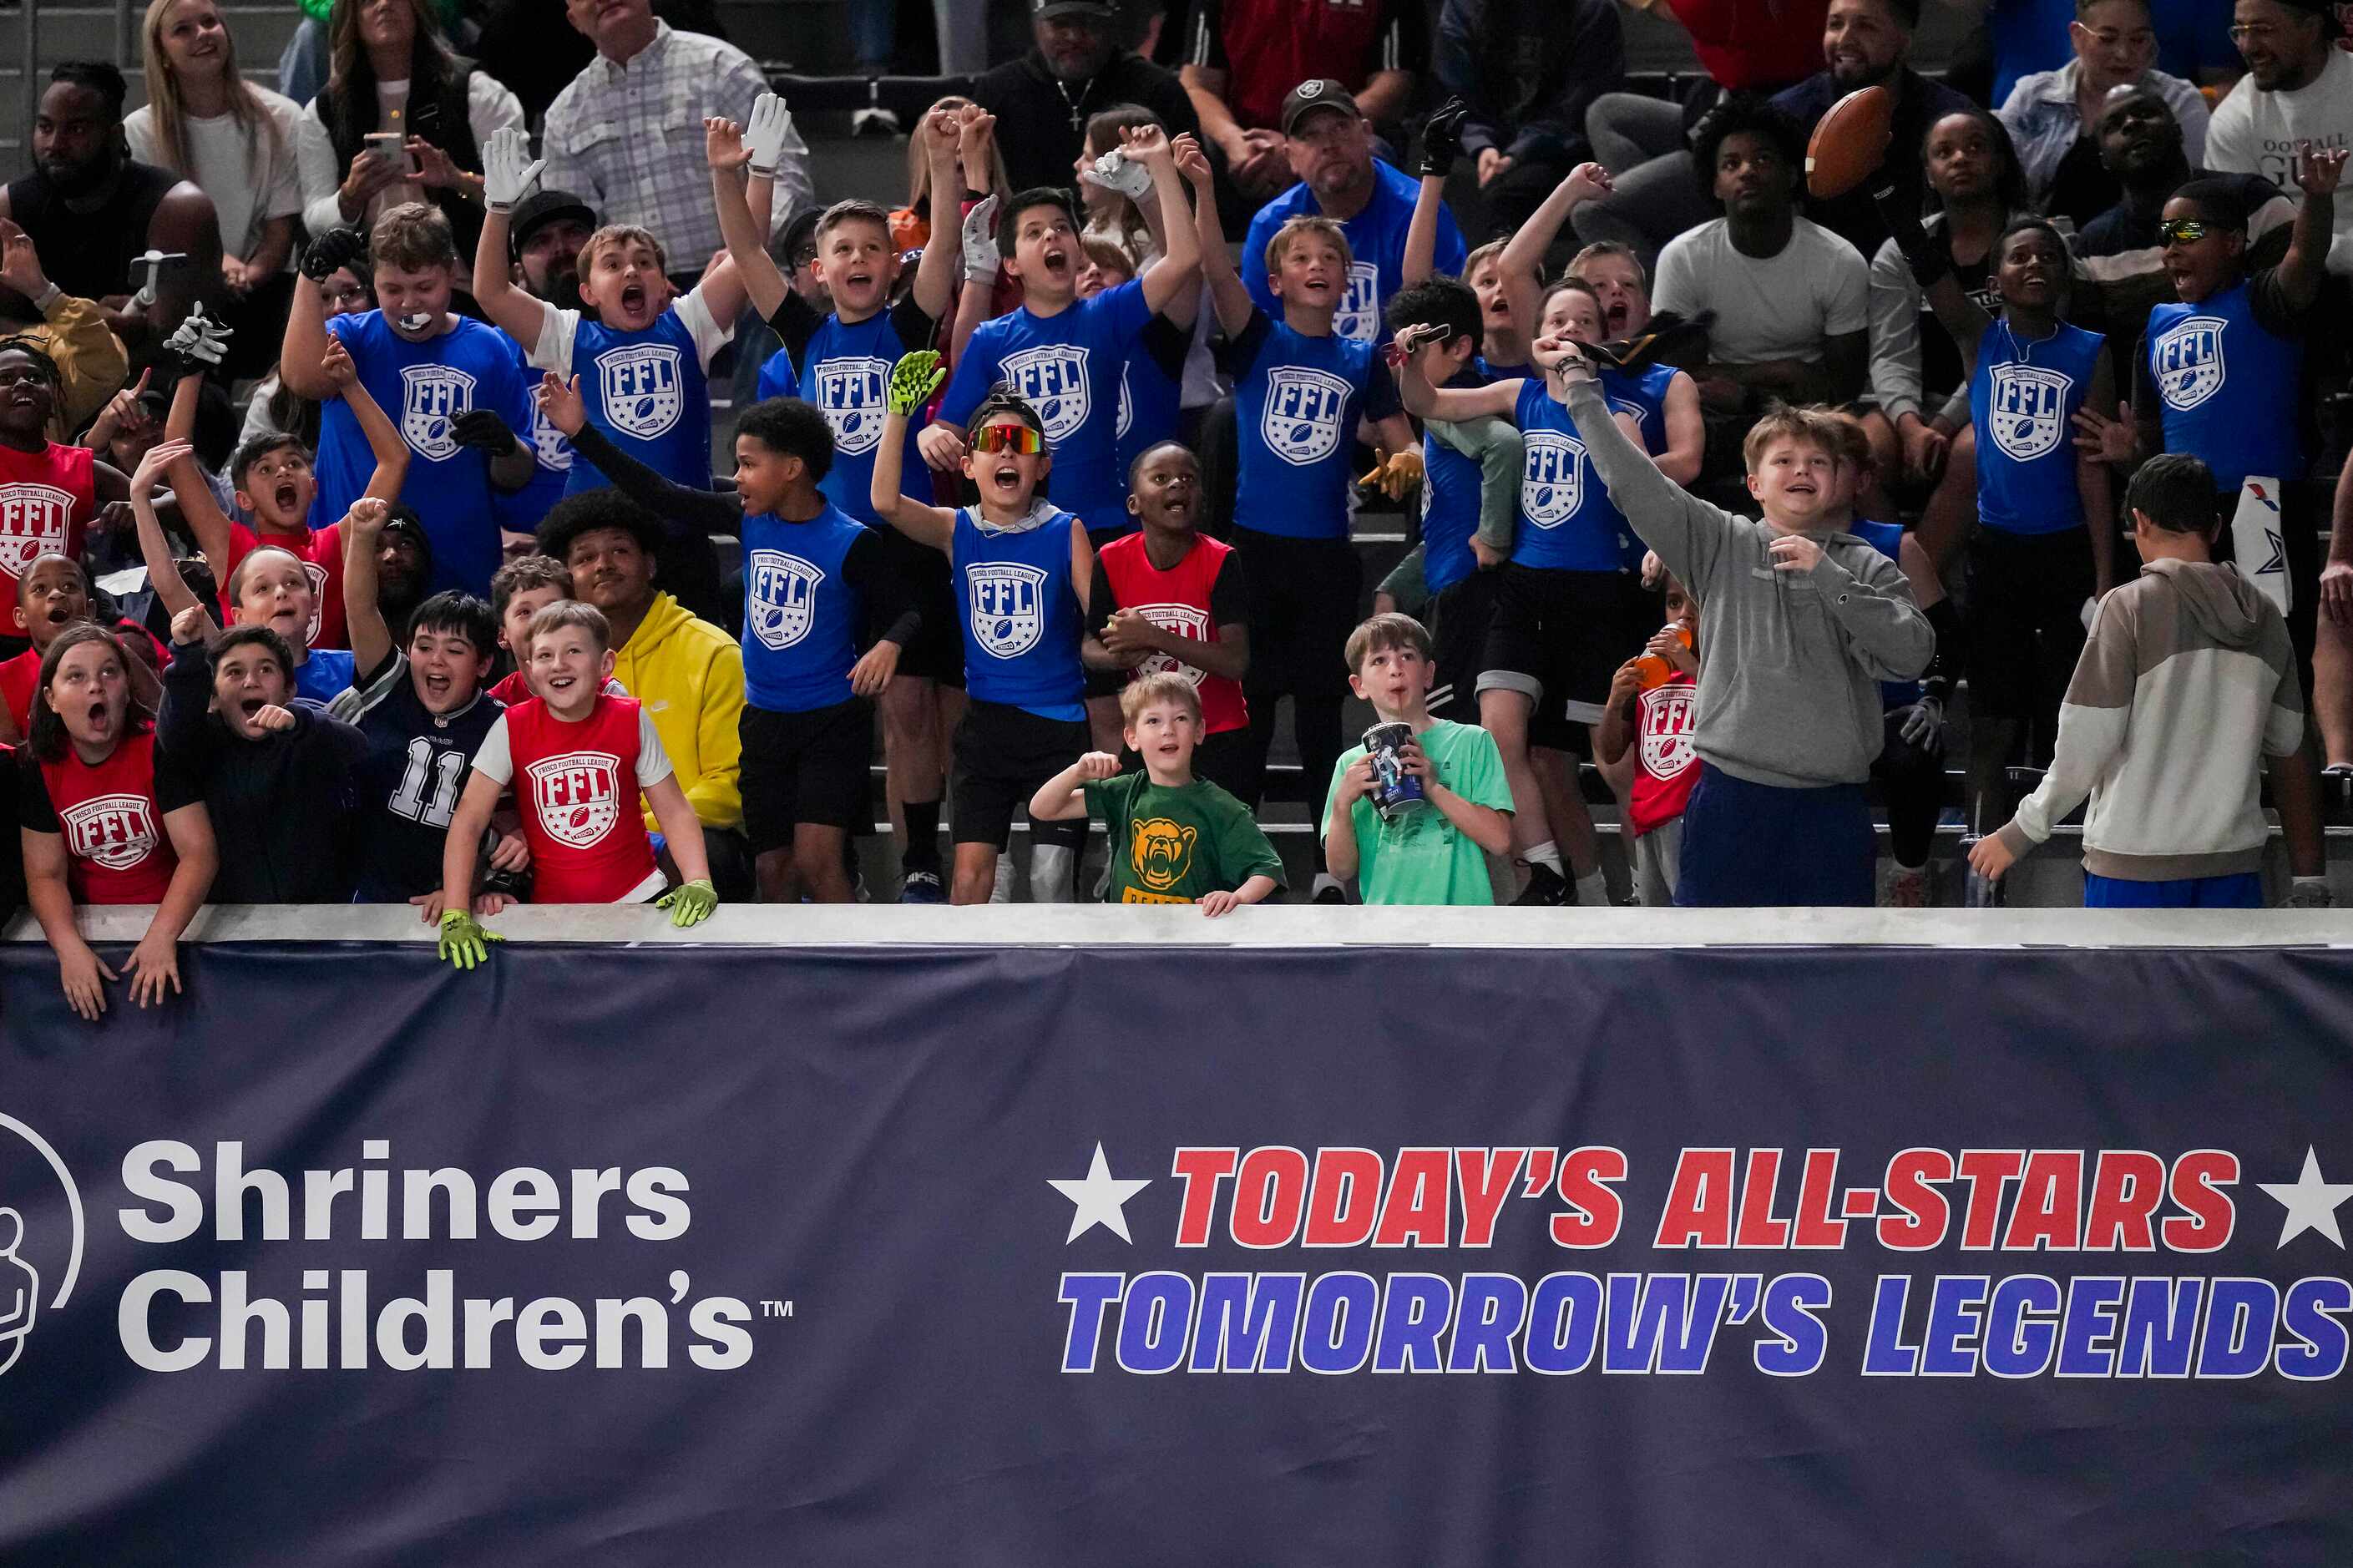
xmin=1115 ymin=344 xmax=1182 ymax=503
xmin=320 ymin=311 xmax=534 ymax=594
xmin=1971 ymin=319 xmax=2103 ymax=535
xmin=1849 ymin=518 xmax=1923 ymax=710
xmin=938 ymin=278 xmax=1151 ymax=536
xmin=1420 ymin=367 xmax=1491 ymax=596
xmin=2148 ymin=282 xmax=2302 ymax=491
xmin=353 ymin=680 xmax=504 ymax=901
xmin=757 ymin=343 xmax=800 ymax=402
xmin=1512 ymin=377 xmax=1637 ymax=573
xmin=565 ymin=306 xmax=716 ymax=497
xmin=493 ymin=336 xmax=572 ymax=539
xmin=1241 ymin=159 xmax=1467 ymax=343
xmin=805 ymin=306 xmax=934 ymax=528
xmin=741 ymin=503 xmax=870 ymax=714
xmin=294 ymin=647 xmax=356 ymax=707
xmin=950 ymin=505 xmax=1085 ymax=721
xmin=1231 ymin=313 xmax=1389 ymax=542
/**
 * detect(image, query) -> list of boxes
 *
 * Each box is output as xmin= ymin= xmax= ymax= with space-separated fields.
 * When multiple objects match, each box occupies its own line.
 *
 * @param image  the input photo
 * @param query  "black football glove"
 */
xmin=300 ymin=227 xmax=369 ymax=284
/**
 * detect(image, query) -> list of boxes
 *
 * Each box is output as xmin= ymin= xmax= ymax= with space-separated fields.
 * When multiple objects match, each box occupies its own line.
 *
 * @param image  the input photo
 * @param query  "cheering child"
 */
xmin=0 ymin=554 xmax=160 ymax=741
xmin=1594 ymin=574 xmax=1701 ymax=907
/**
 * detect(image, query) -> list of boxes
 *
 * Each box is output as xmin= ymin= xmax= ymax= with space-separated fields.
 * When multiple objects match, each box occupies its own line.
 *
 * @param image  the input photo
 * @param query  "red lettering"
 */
xmin=1956 ymin=1150 xmax=2026 ymax=1249
xmin=1653 ymin=1148 xmax=1734 ymax=1248
xmin=1551 ymin=1146 xmax=1626 ymax=1248
xmin=2162 ymin=1149 xmax=2239 ymax=1253
xmin=1373 ymin=1148 xmax=1450 ymax=1247
xmin=1791 ymin=1148 xmax=1846 ymax=1248
xmin=2083 ymin=1150 xmax=2166 ymax=1251
xmin=1733 ymin=1148 xmax=1790 ymax=1249
xmin=1879 ymin=1147 xmax=1953 ymax=1251
xmin=1170 ymin=1147 xmax=1235 ymax=1247
xmin=2001 ymin=1151 xmax=2083 ymax=1251
xmin=1230 ymin=1146 xmax=1308 ymax=1248
xmin=1301 ymin=1148 xmax=1382 ymax=1247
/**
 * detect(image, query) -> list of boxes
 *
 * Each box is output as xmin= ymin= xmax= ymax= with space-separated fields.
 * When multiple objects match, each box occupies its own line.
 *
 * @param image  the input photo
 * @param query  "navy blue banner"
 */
xmin=3 ymin=939 xmax=2353 ymax=1563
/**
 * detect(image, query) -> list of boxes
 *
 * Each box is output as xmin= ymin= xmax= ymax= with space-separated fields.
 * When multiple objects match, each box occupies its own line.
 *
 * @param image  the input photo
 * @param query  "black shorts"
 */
xmin=878 ymin=525 xmax=965 ymax=687
xmin=1477 ymin=562 xmax=1652 ymax=748
xmin=1429 ymin=568 xmax=1500 ymax=723
xmin=740 ymin=697 xmax=875 ymax=849
xmin=950 ymin=699 xmax=1090 ymax=849
xmin=1231 ymin=528 xmax=1361 ymax=700
xmin=1966 ymin=525 xmax=2092 ymax=723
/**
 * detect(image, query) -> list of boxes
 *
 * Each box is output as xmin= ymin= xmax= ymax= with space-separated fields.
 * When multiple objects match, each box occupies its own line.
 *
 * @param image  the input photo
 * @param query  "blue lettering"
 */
xmin=1372 ymin=1272 xmax=1453 ymax=1373
xmin=1058 ymin=1272 xmax=1123 ymax=1372
xmin=1298 ymin=1273 xmax=1377 ymax=1374
xmin=2275 ymin=1277 xmax=2353 ymax=1381
xmin=1114 ymin=1271 xmax=1193 ymax=1374
xmin=1522 ymin=1272 xmax=1602 ymax=1375
xmin=2056 ymin=1276 xmax=2126 ymax=1376
xmin=1755 ymin=1273 xmax=1830 ymax=1377
xmin=1982 ymin=1276 xmax=2062 ymax=1378
xmin=2118 ymin=1277 xmax=2200 ymax=1377
xmin=1446 ymin=1272 xmax=1526 ymax=1373
xmin=2196 ymin=1277 xmax=2275 ymax=1378
xmin=1190 ymin=1272 xmax=1303 ymax=1372
xmin=1862 ymin=1275 xmax=1917 ymax=1375
xmin=1921 ymin=1274 xmax=1987 ymax=1376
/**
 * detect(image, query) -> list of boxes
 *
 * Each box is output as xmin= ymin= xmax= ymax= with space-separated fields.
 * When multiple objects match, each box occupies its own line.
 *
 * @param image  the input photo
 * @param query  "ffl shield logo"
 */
xmin=969 ymin=562 xmax=1047 ymax=658
xmin=1333 ymin=261 xmax=1383 ymax=342
xmin=1987 ymin=364 xmax=2073 ymax=462
xmin=1002 ymin=346 xmax=1091 ymax=443
xmin=1521 ymin=432 xmax=1586 ymax=528
xmin=0 ymin=483 xmax=74 ymax=581
xmin=815 ymin=356 xmax=893 ymax=456
xmin=59 ymin=792 xmax=157 ymax=871
xmin=399 ymin=366 xmax=477 ymax=461
xmin=2153 ymin=316 xmax=2226 ymax=412
xmin=747 ymin=549 xmax=824 ymax=651
xmin=527 ymin=751 xmax=621 ymax=849
xmin=1638 ymin=683 xmax=1696 ymax=777
xmin=599 ymin=346 xmax=685 ymax=439
xmin=1132 ymin=603 xmax=1211 ymax=685
xmin=1263 ymin=367 xmax=1353 ymax=467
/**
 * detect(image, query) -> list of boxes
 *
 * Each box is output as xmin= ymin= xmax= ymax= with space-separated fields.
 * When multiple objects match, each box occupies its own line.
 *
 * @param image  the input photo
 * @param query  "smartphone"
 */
xmin=364 ymin=130 xmax=417 ymax=179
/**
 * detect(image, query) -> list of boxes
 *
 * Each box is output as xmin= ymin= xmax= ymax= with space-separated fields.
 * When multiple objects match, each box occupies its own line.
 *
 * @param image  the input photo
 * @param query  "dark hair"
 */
xmin=1996 ymin=215 xmax=2071 ymax=260
xmin=996 ymin=187 xmax=1082 ymax=260
xmin=966 ymin=390 xmax=1046 ymax=438
xmin=229 ymin=431 xmax=312 ymax=491
xmin=28 ymin=623 xmax=147 ymax=762
xmin=405 ymin=590 xmax=497 ymax=658
xmin=536 ymin=488 xmax=664 ymax=567
xmin=1922 ymin=107 xmax=2032 ymax=216
xmin=0 ymin=338 xmax=63 ymax=390
xmin=737 ymin=397 xmax=835 ymax=484
xmin=1083 ymin=103 xmax=1161 ymax=157
xmin=1384 ymin=276 xmax=1483 ymax=351
xmin=1690 ymin=94 xmax=1803 ymax=203
xmin=212 ymin=623 xmax=297 ymax=678
xmin=2126 ymin=453 xmax=2218 ymax=534
xmin=323 ymin=0 xmax=459 ymax=169
xmin=1126 ymin=438 xmax=1198 ymax=488
xmin=48 ymin=61 xmax=128 ymax=122
xmin=2172 ymin=176 xmax=2252 ymax=232
xmin=14 ymin=551 xmax=87 ymax=602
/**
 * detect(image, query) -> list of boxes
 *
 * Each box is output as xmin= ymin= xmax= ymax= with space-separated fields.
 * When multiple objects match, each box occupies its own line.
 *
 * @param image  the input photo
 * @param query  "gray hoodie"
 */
xmin=1564 ymin=377 xmax=1935 ymax=788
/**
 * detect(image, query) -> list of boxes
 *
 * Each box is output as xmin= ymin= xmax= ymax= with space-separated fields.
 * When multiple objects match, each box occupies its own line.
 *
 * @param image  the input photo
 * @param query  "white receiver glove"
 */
xmin=745 ymin=92 xmax=795 ymax=179
xmin=164 ymin=305 xmax=232 ymax=367
xmin=961 ymin=194 xmax=1001 ymax=285
xmin=1082 ymin=149 xmax=1153 ymax=200
xmin=482 ymin=126 xmax=544 ymax=215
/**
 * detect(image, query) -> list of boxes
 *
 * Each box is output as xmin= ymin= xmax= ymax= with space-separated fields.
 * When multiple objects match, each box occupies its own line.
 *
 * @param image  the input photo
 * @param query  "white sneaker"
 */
xmin=1886 ymin=862 xmax=1930 ymax=908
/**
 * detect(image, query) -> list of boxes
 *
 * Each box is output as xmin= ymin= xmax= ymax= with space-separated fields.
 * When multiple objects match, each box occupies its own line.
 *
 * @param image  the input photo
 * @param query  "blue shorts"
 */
xmin=2082 ymin=871 xmax=2263 ymax=909
xmin=1674 ymin=764 xmax=1875 ymax=908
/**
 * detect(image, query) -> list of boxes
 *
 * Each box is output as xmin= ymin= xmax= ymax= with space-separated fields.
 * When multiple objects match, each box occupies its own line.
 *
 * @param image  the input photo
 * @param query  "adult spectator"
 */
xmin=129 ymin=0 xmax=306 ymax=380
xmin=541 ymin=0 xmax=812 ymax=272
xmin=2076 ymin=87 xmax=2294 ymax=259
xmin=1239 ymin=81 xmax=1466 ymax=343
xmin=1769 ymin=0 xmax=1975 ymax=264
xmin=1433 ymin=0 xmax=1626 ymax=238
xmin=1574 ymin=0 xmax=1830 ymax=266
xmin=1996 ymin=0 xmax=2210 ymax=226
xmin=1182 ymin=0 xmax=1424 ymax=204
xmin=1 ymin=63 xmax=220 ymax=356
xmin=971 ymin=1 xmax=1202 ymax=198
xmin=299 ymin=0 xmax=522 ymax=298
xmin=1652 ymin=95 xmax=1870 ymax=485
xmin=536 ymin=492 xmax=748 ymax=899
xmin=0 ymin=220 xmax=128 ymax=440
xmin=1985 ymin=0 xmax=2242 ymax=104
xmin=2204 ymin=0 xmax=2353 ymax=272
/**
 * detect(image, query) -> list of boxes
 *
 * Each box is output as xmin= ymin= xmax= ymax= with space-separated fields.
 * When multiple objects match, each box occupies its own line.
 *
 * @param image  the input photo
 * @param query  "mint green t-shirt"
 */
xmin=1320 ymin=719 xmax=1511 ymax=905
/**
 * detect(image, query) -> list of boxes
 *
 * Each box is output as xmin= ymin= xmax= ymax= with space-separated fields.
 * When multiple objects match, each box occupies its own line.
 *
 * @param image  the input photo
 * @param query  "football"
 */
xmin=568 ymin=805 xmax=593 ymax=832
xmin=1804 ymin=84 xmax=1895 ymax=200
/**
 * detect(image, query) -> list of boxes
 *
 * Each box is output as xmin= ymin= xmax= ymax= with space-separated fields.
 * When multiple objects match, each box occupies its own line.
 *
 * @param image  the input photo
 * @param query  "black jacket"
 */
xmin=972 ymin=49 xmax=1204 ymax=198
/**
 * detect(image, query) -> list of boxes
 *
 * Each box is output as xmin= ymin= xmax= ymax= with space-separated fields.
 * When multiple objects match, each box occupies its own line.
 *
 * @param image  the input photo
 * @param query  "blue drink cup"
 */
xmin=1363 ymin=721 xmax=1429 ymax=820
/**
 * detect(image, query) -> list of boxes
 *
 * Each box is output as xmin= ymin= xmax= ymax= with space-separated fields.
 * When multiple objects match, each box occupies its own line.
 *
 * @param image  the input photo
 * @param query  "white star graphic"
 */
xmin=2258 ymin=1146 xmax=2353 ymax=1248
xmin=1049 ymin=1143 xmax=1151 ymax=1244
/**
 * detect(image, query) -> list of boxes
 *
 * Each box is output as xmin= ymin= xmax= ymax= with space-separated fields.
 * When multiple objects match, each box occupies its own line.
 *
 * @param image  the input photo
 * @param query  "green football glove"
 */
xmin=437 ymin=908 xmax=504 ymax=970
xmin=888 ymin=351 xmax=946 ymax=417
xmin=657 ymin=878 xmax=718 ymax=928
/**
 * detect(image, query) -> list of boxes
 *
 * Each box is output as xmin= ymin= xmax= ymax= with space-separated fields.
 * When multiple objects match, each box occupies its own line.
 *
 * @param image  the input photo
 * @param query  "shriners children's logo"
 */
xmin=968 ymin=563 xmax=1047 ymax=658
xmin=1130 ymin=817 xmax=1197 ymax=893
xmin=814 ymin=356 xmax=893 ymax=455
xmin=0 ymin=483 xmax=73 ymax=579
xmin=1638 ymin=683 xmax=1696 ymax=777
xmin=0 ymin=1112 xmax=82 ymax=1380
xmin=60 ymin=792 xmax=157 ymax=871
xmin=1263 ymin=367 xmax=1353 ymax=466
xmin=2153 ymin=316 xmax=2227 ymax=411
xmin=599 ymin=346 xmax=686 ymax=440
xmin=399 ymin=366 xmax=477 ymax=462
xmin=747 ymin=550 xmax=823 ymax=651
xmin=1521 ymin=432 xmax=1586 ymax=528
xmin=1002 ymin=346 xmax=1091 ymax=443
xmin=1986 ymin=364 xmax=2073 ymax=462
xmin=1132 ymin=603 xmax=1210 ymax=685
xmin=527 ymin=751 xmax=621 ymax=849
xmin=1333 ymin=261 xmax=1382 ymax=341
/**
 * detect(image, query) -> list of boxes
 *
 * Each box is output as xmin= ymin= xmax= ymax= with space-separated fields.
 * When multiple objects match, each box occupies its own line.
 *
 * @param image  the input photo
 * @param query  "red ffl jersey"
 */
xmin=1096 ymin=533 xmax=1247 ymax=736
xmin=1627 ymin=672 xmax=1699 ymax=838
xmin=499 ymin=695 xmax=662 ymax=903
xmin=28 ymin=730 xmax=189 ymax=903
xmin=224 ymin=520 xmax=347 ymax=650
xmin=0 ymin=442 xmax=94 ymax=603
xmin=0 ymin=647 xmax=36 ymax=735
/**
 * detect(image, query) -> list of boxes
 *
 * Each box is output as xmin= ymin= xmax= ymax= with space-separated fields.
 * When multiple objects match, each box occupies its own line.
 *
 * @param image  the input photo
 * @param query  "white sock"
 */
xmin=1525 ymin=841 xmax=1563 ymax=875
xmin=1574 ymin=867 xmax=1608 ymax=906
xmin=1030 ymin=843 xmax=1078 ymax=904
xmin=989 ymin=851 xmax=1015 ymax=904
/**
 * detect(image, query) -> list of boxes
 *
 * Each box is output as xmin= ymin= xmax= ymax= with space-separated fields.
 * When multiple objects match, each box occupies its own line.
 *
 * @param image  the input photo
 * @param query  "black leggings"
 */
xmin=1874 ymin=711 xmax=1945 ymax=869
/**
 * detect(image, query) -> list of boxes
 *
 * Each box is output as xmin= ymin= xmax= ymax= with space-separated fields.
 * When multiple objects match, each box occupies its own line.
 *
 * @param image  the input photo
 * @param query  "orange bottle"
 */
xmin=1634 ymin=625 xmax=1694 ymax=690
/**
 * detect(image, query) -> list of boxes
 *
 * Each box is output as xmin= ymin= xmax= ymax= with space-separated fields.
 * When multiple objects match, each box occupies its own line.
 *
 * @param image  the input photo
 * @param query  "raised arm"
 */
xmin=539 ymin=371 xmax=741 ymax=536
xmin=1030 ymin=751 xmax=1116 ymax=823
xmin=126 ymin=438 xmax=205 ymax=620
xmin=2277 ymin=143 xmax=2345 ymax=313
xmin=320 ymin=336 xmax=412 ymax=503
xmin=872 ymin=352 xmax=959 ymax=550
xmin=342 ymin=495 xmax=396 ymax=677
xmin=280 ymin=230 xmax=366 ymax=400
xmin=1403 ymin=99 xmax=1468 ymax=288
xmin=1126 ymin=127 xmax=1199 ymax=318
xmin=1183 ymin=140 xmax=1252 ymax=338
xmin=910 ymin=108 xmax=964 ymax=321
xmin=1498 ymin=163 xmax=1612 ymax=336
xmin=1872 ymin=189 xmax=1993 ymax=366
xmin=473 ymin=126 xmax=557 ymax=350
xmin=1394 ymin=331 xmax=1521 ymax=422
xmin=708 ymin=115 xmax=789 ymax=324
xmin=1553 ymin=344 xmax=1728 ymax=589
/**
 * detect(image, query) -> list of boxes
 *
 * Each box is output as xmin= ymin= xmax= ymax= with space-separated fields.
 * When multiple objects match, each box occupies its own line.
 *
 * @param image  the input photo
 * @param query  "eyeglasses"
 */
xmin=972 ymin=422 xmax=1042 ymax=454
xmin=2155 ymin=217 xmax=2215 ymax=245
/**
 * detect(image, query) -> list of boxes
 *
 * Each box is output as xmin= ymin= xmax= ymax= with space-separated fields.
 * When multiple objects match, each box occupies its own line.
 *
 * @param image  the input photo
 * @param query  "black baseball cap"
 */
xmin=509 ymin=189 xmax=596 ymax=260
xmin=1281 ymin=79 xmax=1360 ymax=137
xmin=782 ymin=206 xmax=824 ymax=269
xmin=1033 ymin=0 xmax=1117 ymax=18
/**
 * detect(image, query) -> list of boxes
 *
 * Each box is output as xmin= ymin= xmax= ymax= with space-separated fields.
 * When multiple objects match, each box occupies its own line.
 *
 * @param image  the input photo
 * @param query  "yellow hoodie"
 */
xmin=610 ymin=592 xmax=744 ymax=834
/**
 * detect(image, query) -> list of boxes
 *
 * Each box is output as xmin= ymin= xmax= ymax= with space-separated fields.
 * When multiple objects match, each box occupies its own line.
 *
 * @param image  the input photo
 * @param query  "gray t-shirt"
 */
xmin=1651 ymin=215 xmax=1870 ymax=367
